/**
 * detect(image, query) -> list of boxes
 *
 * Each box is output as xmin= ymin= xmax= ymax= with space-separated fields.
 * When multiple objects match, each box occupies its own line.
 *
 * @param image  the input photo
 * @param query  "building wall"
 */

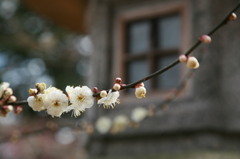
xmin=87 ymin=0 xmax=240 ymax=158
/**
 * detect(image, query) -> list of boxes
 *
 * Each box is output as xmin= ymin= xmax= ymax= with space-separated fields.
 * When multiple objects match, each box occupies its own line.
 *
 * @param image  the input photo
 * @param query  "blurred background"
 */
xmin=1 ymin=0 xmax=240 ymax=159
xmin=0 ymin=0 xmax=92 ymax=158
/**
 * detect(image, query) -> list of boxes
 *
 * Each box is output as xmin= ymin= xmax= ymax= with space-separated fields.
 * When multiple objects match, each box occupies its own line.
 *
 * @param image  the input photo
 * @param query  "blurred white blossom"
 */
xmin=112 ymin=115 xmax=129 ymax=133
xmin=131 ymin=107 xmax=148 ymax=122
xmin=95 ymin=116 xmax=112 ymax=134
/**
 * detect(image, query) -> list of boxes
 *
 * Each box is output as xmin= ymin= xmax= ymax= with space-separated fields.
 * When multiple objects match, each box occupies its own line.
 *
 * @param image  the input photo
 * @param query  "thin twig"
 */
xmin=6 ymin=2 xmax=240 ymax=103
xmin=120 ymin=2 xmax=240 ymax=91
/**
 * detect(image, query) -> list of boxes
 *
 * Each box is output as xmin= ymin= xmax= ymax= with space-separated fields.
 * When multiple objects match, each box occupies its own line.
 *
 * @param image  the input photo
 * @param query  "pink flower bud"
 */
xmin=14 ymin=106 xmax=23 ymax=114
xmin=113 ymin=83 xmax=121 ymax=91
xmin=136 ymin=82 xmax=144 ymax=88
xmin=199 ymin=35 xmax=212 ymax=44
xmin=186 ymin=56 xmax=200 ymax=69
xmin=92 ymin=87 xmax=99 ymax=93
xmin=178 ymin=55 xmax=188 ymax=63
xmin=3 ymin=105 xmax=13 ymax=112
xmin=229 ymin=13 xmax=237 ymax=21
xmin=115 ymin=77 xmax=122 ymax=84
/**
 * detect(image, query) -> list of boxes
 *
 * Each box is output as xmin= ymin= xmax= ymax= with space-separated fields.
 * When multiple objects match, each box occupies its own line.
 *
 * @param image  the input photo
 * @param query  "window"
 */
xmin=124 ymin=13 xmax=182 ymax=91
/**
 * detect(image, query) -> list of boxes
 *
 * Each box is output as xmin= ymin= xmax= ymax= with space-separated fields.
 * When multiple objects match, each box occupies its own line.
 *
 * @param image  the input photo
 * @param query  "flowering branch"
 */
xmin=0 ymin=2 xmax=239 ymax=118
xmin=92 ymin=4 xmax=240 ymax=97
xmin=117 ymin=8 xmax=240 ymax=91
xmin=0 ymin=61 xmax=197 ymax=141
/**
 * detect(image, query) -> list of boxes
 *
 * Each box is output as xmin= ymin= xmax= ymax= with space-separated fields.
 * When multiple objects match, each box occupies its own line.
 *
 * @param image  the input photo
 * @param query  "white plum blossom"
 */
xmin=97 ymin=90 xmax=120 ymax=109
xmin=131 ymin=107 xmax=148 ymax=122
xmin=44 ymin=86 xmax=59 ymax=94
xmin=27 ymin=94 xmax=46 ymax=111
xmin=66 ymin=86 xmax=94 ymax=117
xmin=95 ymin=116 xmax=112 ymax=134
xmin=27 ymin=86 xmax=68 ymax=117
xmin=44 ymin=87 xmax=68 ymax=117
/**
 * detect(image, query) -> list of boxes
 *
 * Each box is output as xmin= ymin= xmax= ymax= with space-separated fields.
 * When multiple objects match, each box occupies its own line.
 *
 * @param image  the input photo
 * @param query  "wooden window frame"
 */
xmin=113 ymin=2 xmax=191 ymax=100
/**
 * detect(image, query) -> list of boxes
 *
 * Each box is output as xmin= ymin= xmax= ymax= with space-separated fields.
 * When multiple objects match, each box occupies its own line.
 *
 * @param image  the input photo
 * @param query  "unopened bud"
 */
xmin=14 ymin=106 xmax=23 ymax=114
xmin=3 ymin=105 xmax=13 ymax=112
xmin=115 ymin=77 xmax=122 ymax=84
xmin=35 ymin=83 xmax=46 ymax=93
xmin=229 ymin=13 xmax=237 ymax=21
xmin=28 ymin=88 xmax=37 ymax=96
xmin=113 ymin=83 xmax=121 ymax=91
xmin=186 ymin=56 xmax=200 ymax=69
xmin=8 ymin=96 xmax=17 ymax=103
xmin=135 ymin=86 xmax=146 ymax=99
xmin=178 ymin=54 xmax=188 ymax=63
xmin=199 ymin=35 xmax=212 ymax=44
xmin=136 ymin=82 xmax=144 ymax=88
xmin=3 ymin=88 xmax=13 ymax=100
xmin=92 ymin=87 xmax=99 ymax=93
xmin=100 ymin=90 xmax=107 ymax=98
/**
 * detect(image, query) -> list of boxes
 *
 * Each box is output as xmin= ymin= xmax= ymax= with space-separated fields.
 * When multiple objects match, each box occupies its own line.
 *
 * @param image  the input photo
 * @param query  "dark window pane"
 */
xmin=128 ymin=21 xmax=151 ymax=54
xmin=127 ymin=59 xmax=150 ymax=89
xmin=158 ymin=15 xmax=181 ymax=49
xmin=157 ymin=54 xmax=180 ymax=90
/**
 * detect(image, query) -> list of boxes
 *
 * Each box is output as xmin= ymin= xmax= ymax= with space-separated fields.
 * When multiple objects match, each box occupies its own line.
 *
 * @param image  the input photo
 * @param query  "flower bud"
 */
xmin=199 ymin=35 xmax=211 ymax=43
xmin=135 ymin=86 xmax=146 ymax=99
xmin=8 ymin=96 xmax=17 ymax=103
xmin=136 ymin=82 xmax=144 ymax=87
xmin=35 ymin=83 xmax=46 ymax=93
xmin=3 ymin=88 xmax=13 ymax=100
xmin=14 ymin=106 xmax=23 ymax=114
xmin=3 ymin=105 xmax=13 ymax=112
xmin=100 ymin=90 xmax=107 ymax=98
xmin=178 ymin=54 xmax=187 ymax=63
xmin=113 ymin=83 xmax=121 ymax=91
xmin=28 ymin=88 xmax=37 ymax=96
xmin=0 ymin=82 xmax=10 ymax=98
xmin=186 ymin=56 xmax=200 ymax=69
xmin=229 ymin=13 xmax=237 ymax=21
xmin=92 ymin=87 xmax=99 ymax=93
xmin=115 ymin=77 xmax=122 ymax=84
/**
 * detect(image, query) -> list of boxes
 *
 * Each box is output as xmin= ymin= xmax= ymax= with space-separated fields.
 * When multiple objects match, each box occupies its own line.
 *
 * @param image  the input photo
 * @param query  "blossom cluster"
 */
xmin=27 ymin=83 xmax=96 ymax=117
xmin=26 ymin=77 xmax=148 ymax=117
xmin=0 ymin=82 xmax=20 ymax=117
xmin=1 ymin=35 xmax=215 ymax=119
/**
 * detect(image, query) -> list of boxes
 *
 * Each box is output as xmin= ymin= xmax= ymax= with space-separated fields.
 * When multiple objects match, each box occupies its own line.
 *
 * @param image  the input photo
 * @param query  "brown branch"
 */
xmin=93 ymin=1 xmax=240 ymax=97
xmin=5 ymin=2 xmax=240 ymax=105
